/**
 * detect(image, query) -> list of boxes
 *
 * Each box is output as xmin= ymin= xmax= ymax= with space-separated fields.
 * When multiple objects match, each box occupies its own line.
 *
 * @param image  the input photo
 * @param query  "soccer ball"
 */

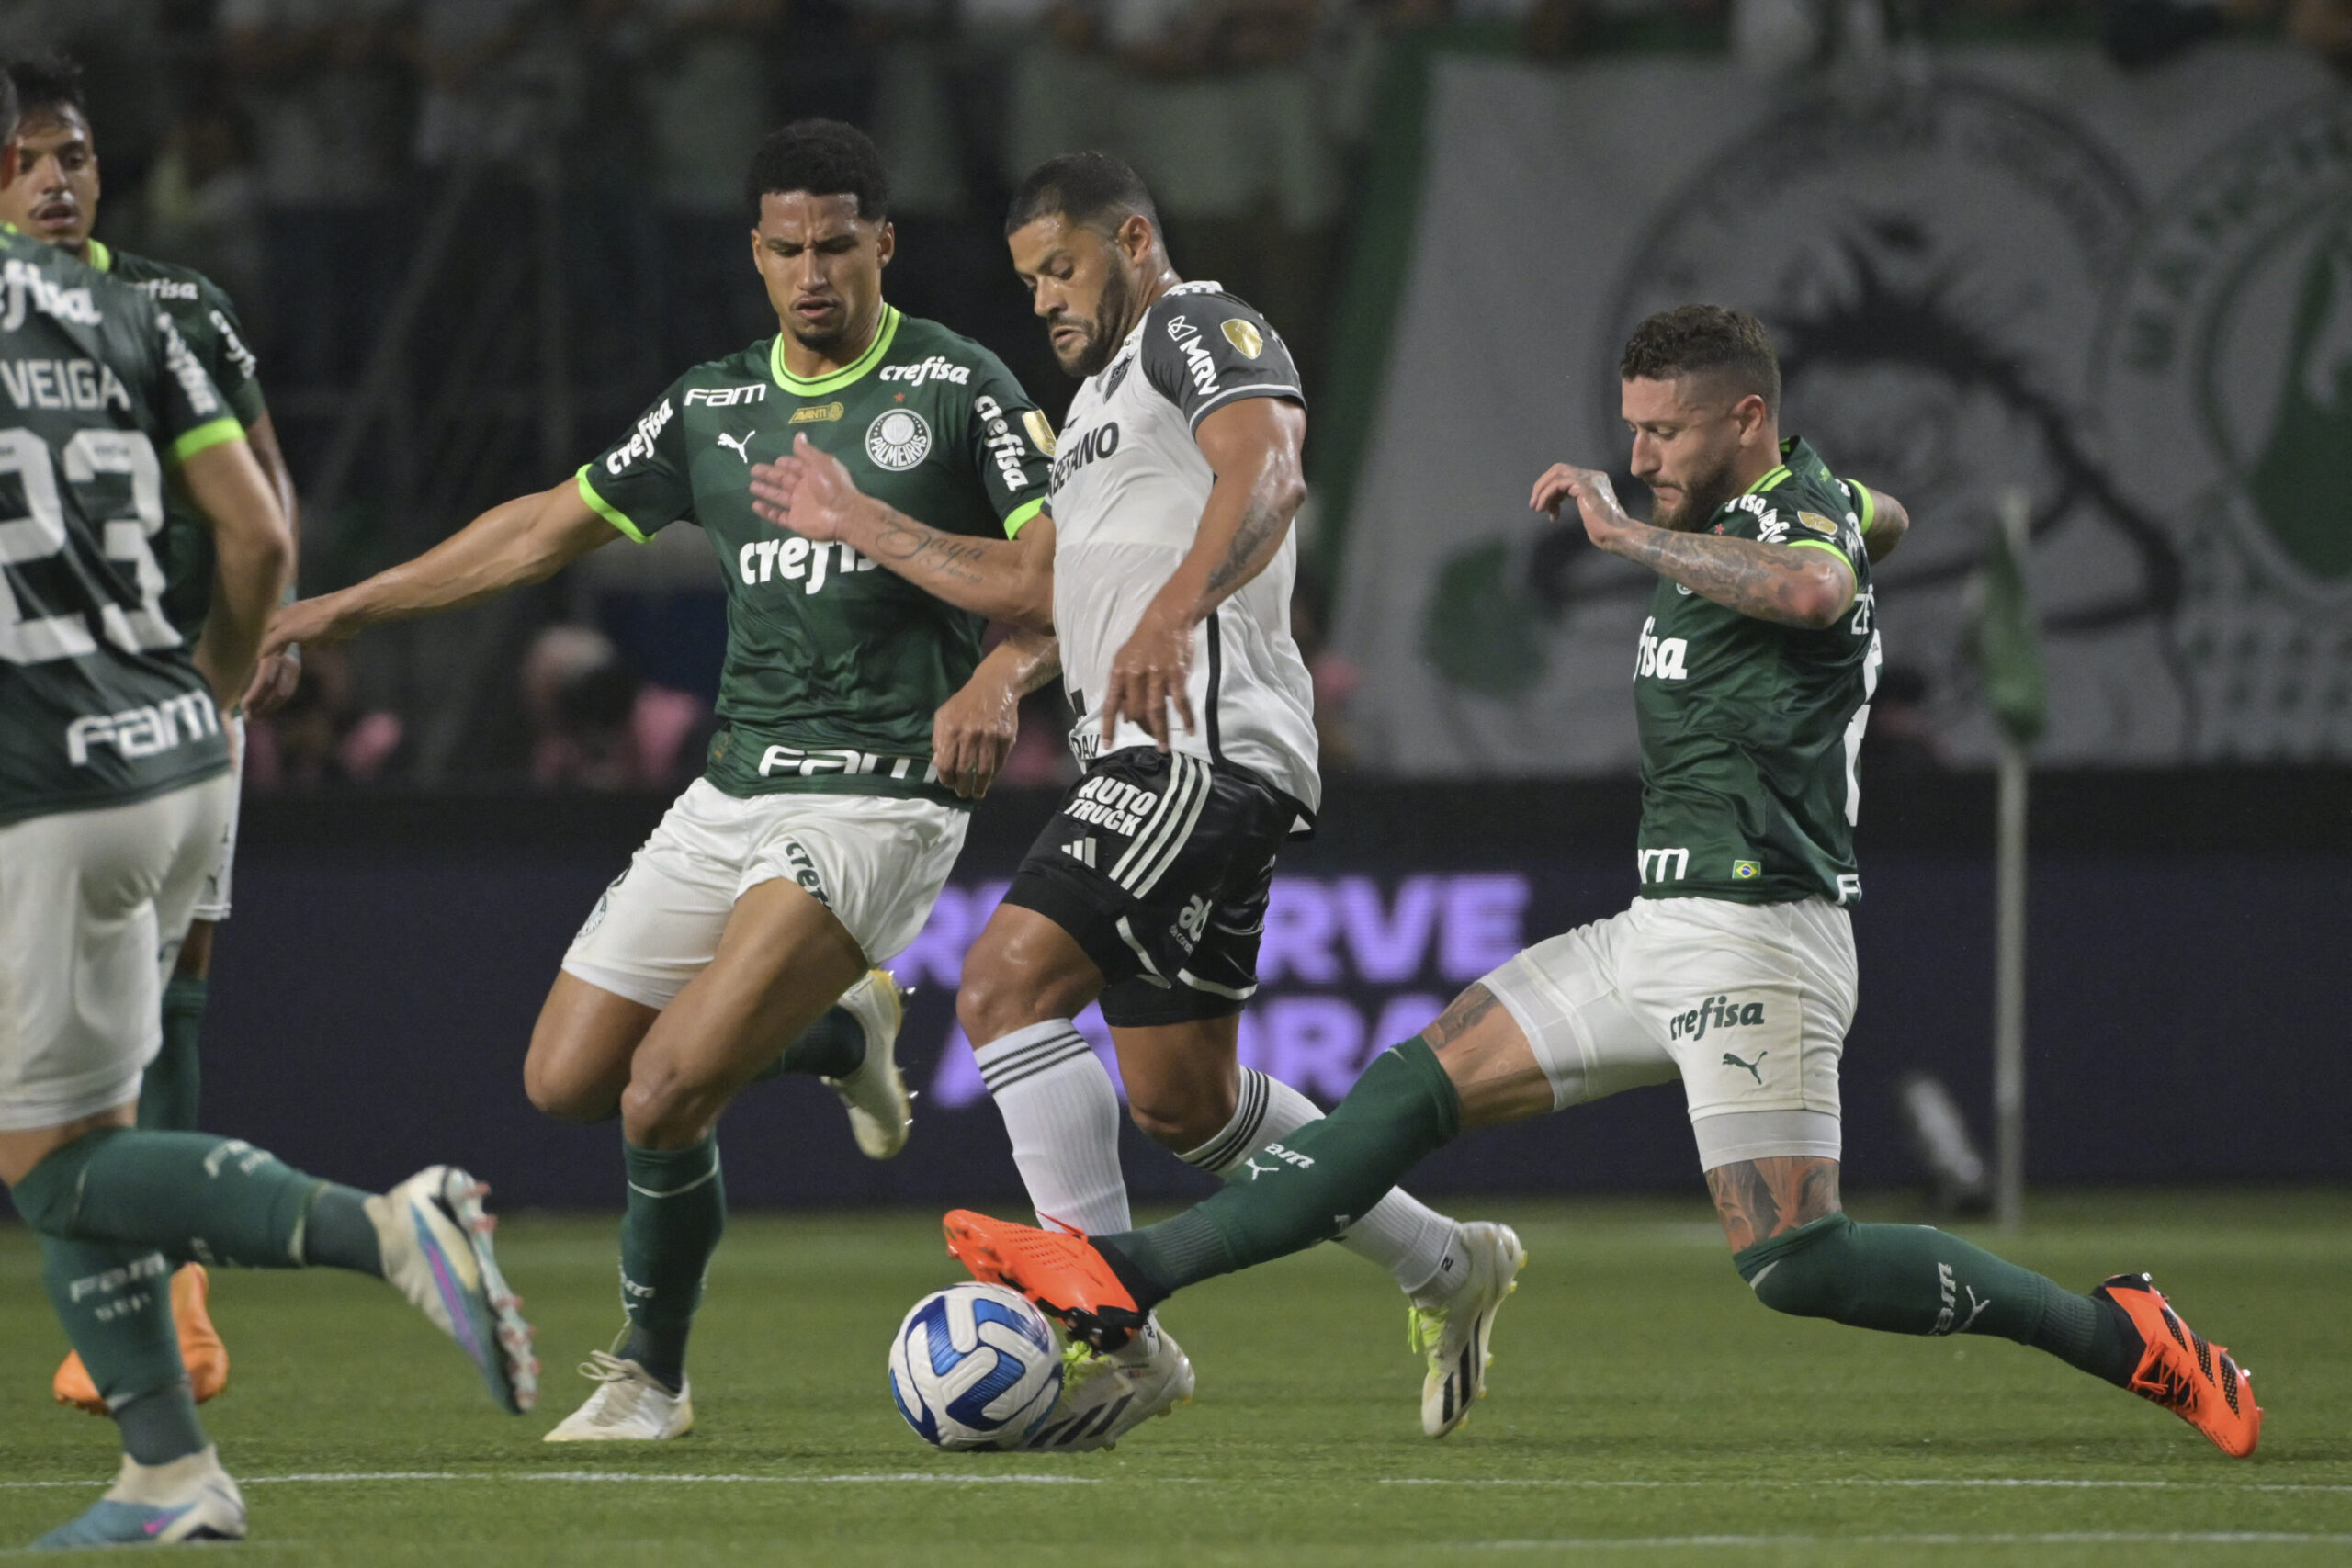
xmin=888 ymin=1283 xmax=1063 ymax=1450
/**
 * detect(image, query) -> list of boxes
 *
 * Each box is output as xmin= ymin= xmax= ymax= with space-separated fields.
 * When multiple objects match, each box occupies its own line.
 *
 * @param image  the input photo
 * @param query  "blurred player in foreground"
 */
xmin=752 ymin=152 xmax=1509 ymax=1450
xmin=942 ymin=305 xmax=2264 ymax=1461
xmin=266 ymin=121 xmax=1057 ymax=1441
xmin=0 ymin=71 xmax=534 ymax=1549
xmin=0 ymin=50 xmax=302 ymax=1420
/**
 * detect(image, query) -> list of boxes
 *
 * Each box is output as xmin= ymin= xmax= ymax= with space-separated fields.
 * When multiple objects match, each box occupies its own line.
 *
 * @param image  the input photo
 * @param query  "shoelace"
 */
xmin=572 ymin=1349 xmax=662 ymax=1422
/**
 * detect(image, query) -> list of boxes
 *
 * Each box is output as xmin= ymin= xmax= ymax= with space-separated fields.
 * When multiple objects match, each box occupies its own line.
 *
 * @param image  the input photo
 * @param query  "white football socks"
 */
xmin=1182 ymin=1067 xmax=1466 ymax=1305
xmin=973 ymin=1021 xmax=1131 ymax=1237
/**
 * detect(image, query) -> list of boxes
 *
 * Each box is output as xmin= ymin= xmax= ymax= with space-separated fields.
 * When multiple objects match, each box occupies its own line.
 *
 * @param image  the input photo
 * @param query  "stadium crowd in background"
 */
xmin=0 ymin=0 xmax=2333 ymax=791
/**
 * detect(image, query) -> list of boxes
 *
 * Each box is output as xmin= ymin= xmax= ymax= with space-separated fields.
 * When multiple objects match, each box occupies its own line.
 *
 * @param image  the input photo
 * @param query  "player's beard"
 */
xmin=1649 ymin=450 xmax=1740 ymax=533
xmin=1057 ymin=264 xmax=1133 ymax=379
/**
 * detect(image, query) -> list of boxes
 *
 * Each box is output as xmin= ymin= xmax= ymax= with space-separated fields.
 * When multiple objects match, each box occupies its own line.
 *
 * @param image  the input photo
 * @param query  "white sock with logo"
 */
xmin=1181 ymin=1067 xmax=1466 ymax=1305
xmin=973 ymin=1021 xmax=1131 ymax=1237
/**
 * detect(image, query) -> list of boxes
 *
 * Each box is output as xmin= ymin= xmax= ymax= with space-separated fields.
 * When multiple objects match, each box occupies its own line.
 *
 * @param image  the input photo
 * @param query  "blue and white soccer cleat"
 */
xmin=823 ymin=969 xmax=914 ymax=1159
xmin=368 ymin=1165 xmax=538 ymax=1414
xmin=31 ymin=1447 xmax=245 ymax=1550
xmin=1408 ymin=1221 xmax=1527 ymax=1438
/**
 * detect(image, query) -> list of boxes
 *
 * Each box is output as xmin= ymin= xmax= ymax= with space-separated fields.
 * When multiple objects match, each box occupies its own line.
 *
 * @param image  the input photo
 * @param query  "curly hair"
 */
xmin=743 ymin=119 xmax=889 ymax=226
xmin=1619 ymin=304 xmax=1780 ymax=416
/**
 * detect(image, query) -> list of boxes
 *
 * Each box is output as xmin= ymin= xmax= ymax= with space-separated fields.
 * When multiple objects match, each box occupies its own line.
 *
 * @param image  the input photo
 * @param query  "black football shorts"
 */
xmin=1002 ymin=748 xmax=1298 ymax=1028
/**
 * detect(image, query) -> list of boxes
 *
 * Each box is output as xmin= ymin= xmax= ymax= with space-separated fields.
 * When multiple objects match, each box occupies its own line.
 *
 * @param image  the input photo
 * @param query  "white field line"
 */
xmin=1385 ymin=1477 xmax=2352 ymax=1495
xmin=1472 ymin=1534 xmax=2352 ymax=1550
xmin=0 ymin=1471 xmax=1101 ymax=1491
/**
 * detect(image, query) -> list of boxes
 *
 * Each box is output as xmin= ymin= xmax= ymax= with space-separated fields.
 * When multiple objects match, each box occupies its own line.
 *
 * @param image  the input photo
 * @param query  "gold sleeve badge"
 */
xmin=1221 ymin=318 xmax=1263 ymax=359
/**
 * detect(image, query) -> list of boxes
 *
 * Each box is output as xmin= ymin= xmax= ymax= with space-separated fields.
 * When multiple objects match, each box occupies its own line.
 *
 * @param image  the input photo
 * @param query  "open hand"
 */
xmin=749 ymin=434 xmax=865 ymax=543
xmin=261 ymin=594 xmax=351 ymax=666
xmin=1102 ymin=605 xmax=1194 ymax=750
xmin=1530 ymin=463 xmax=1636 ymax=546
xmin=240 ymin=649 xmax=302 ymax=716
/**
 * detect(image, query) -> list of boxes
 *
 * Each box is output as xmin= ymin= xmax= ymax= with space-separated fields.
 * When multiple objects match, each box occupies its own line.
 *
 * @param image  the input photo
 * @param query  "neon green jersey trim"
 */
xmin=576 ymin=465 xmax=649 ymax=544
xmin=165 ymin=417 xmax=244 ymax=465
xmin=1002 ymin=497 xmax=1046 ymax=539
xmin=1850 ymin=479 xmax=1878 ymax=534
xmin=771 ymin=306 xmax=901 ymax=396
xmin=1746 ymin=464 xmax=1791 ymax=494
xmin=86 ymin=237 xmax=113 ymax=272
xmin=1788 ymin=536 xmax=1857 ymax=572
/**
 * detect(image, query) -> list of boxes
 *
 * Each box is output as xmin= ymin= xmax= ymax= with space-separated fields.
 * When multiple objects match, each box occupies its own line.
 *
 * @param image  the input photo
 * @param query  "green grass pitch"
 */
xmin=5 ymin=1190 xmax=2347 ymax=1565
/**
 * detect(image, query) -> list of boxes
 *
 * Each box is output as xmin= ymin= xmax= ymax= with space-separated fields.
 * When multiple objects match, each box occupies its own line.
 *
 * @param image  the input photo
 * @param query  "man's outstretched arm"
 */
xmin=1531 ymin=464 xmax=1856 ymax=629
xmin=748 ymin=434 xmax=1056 ymax=634
xmin=262 ymin=478 xmax=616 ymax=658
xmin=1859 ymin=484 xmax=1910 ymax=563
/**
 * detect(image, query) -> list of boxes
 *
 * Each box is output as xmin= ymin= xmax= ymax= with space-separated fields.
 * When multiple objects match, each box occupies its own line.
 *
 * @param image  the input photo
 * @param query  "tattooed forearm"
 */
xmin=1424 ymin=984 xmax=1501 ymax=1047
xmin=1203 ymin=496 xmax=1284 ymax=598
xmin=1606 ymin=526 xmax=1852 ymax=626
xmin=868 ymin=514 xmax=995 ymax=587
xmin=1706 ymin=1156 xmax=1842 ymax=1251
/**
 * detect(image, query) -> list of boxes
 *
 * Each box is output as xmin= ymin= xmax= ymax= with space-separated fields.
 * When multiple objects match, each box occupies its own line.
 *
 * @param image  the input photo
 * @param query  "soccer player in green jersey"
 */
xmin=943 ymin=305 xmax=2264 ymax=1460
xmin=0 ymin=69 xmax=536 ymax=1547
xmin=0 ymin=50 xmax=303 ymax=1419
xmin=265 ymin=120 xmax=1057 ymax=1440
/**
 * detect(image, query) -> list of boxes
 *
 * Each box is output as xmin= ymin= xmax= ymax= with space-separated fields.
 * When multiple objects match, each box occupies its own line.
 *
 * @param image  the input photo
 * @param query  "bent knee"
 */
xmin=1735 ymin=1213 xmax=1855 ymax=1319
xmin=1125 ymin=1082 xmax=1238 ymax=1153
xmin=524 ymin=1052 xmax=619 ymax=1122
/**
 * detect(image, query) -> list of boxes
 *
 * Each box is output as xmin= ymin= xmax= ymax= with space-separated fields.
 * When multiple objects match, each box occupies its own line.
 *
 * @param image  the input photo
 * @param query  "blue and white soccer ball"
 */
xmin=888 ymin=1282 xmax=1064 ymax=1450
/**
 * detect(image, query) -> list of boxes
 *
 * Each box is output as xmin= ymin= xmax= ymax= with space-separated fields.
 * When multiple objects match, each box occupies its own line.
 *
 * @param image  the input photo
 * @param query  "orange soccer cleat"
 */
xmin=943 ymin=1211 xmax=1151 ymax=1351
xmin=2094 ymin=1272 xmax=2261 ymax=1457
xmin=53 ymin=1264 xmax=229 ymax=1416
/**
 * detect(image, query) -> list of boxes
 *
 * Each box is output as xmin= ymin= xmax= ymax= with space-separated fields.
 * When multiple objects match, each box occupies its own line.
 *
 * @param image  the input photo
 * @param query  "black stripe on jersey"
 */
xmin=1204 ymin=613 xmax=1225 ymax=763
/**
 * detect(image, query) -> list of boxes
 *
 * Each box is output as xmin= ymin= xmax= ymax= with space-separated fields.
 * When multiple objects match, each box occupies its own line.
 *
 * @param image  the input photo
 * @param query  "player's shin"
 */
xmin=754 ymin=1005 xmax=865 ymax=1081
xmin=1181 ymin=1066 xmax=1465 ymax=1303
xmin=140 ymin=976 xmax=208 ymax=1132
xmin=975 ymin=1021 xmax=1131 ymax=1235
xmin=1102 ymin=1041 xmax=1464 ymax=1302
xmin=39 ymin=1235 xmax=208 ymax=1462
xmin=1735 ymin=1213 xmax=2137 ymax=1383
xmin=617 ymin=1135 xmax=726 ymax=1393
xmin=11 ymin=1128 xmax=379 ymax=1274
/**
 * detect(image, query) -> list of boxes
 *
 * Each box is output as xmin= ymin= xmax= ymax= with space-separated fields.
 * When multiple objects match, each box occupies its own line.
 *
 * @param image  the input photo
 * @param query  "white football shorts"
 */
xmin=0 ymin=775 xmax=232 ymax=1131
xmin=189 ymin=714 xmax=244 ymax=923
xmin=561 ymin=778 xmax=969 ymax=1011
xmin=1479 ymin=895 xmax=1857 ymax=1170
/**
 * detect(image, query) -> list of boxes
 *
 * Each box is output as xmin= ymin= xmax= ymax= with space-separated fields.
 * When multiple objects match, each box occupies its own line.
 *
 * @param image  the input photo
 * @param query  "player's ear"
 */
xmin=876 ymin=220 xmax=895 ymax=270
xmin=1117 ymin=212 xmax=1154 ymax=266
xmin=0 ymin=141 xmax=17 ymax=187
xmin=1733 ymin=392 xmax=1772 ymax=444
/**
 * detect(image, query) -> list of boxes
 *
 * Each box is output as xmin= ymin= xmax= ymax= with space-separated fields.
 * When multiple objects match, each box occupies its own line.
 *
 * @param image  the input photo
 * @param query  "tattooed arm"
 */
xmin=749 ymin=434 xmax=1057 ymax=633
xmin=1705 ymin=1156 xmax=1844 ymax=1251
xmin=1098 ymin=395 xmax=1309 ymax=750
xmin=1531 ymin=464 xmax=1858 ymax=629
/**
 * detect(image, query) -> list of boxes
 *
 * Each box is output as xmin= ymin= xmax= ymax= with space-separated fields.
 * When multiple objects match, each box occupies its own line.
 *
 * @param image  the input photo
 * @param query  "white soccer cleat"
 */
xmin=1021 ymin=1318 xmax=1195 ymax=1451
xmin=823 ymin=968 xmax=913 ymax=1159
xmin=29 ymin=1446 xmax=246 ymax=1549
xmin=1408 ymin=1221 xmax=1527 ymax=1438
xmin=368 ymin=1165 xmax=538 ymax=1414
xmin=543 ymin=1349 xmax=695 ymax=1442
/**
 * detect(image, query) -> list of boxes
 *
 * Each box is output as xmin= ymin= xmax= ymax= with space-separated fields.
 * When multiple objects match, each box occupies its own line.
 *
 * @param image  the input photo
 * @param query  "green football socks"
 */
xmin=12 ymin=1130 xmax=324 ymax=1269
xmin=1734 ymin=1213 xmax=2138 ymax=1384
xmin=140 ymin=976 xmax=208 ymax=1133
xmin=1102 ymin=1041 xmax=1463 ymax=1303
xmin=618 ymin=1136 xmax=726 ymax=1392
xmin=752 ymin=1006 xmax=866 ymax=1083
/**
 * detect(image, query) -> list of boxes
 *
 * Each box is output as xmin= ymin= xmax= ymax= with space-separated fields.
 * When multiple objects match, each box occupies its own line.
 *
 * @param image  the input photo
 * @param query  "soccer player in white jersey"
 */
xmin=751 ymin=152 xmax=1521 ymax=1449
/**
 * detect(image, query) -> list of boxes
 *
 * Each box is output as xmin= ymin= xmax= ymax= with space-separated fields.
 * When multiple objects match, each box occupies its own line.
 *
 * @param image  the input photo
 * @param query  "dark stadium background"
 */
xmin=17 ymin=0 xmax=2351 ymax=1206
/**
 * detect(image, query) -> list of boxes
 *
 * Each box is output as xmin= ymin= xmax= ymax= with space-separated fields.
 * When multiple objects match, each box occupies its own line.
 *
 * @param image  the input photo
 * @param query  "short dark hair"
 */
xmin=743 ymin=119 xmax=889 ymax=226
xmin=6 ymin=53 xmax=85 ymax=127
xmin=1005 ymin=152 xmax=1159 ymax=241
xmin=0 ymin=62 xmax=17 ymax=148
xmin=1619 ymin=304 xmax=1781 ymax=416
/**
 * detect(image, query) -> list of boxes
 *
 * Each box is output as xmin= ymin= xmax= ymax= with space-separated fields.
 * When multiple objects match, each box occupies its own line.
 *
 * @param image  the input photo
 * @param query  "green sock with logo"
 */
xmin=36 ymin=1235 xmax=209 ymax=1463
xmin=10 ymin=1129 xmax=327 ymax=1269
xmin=140 ymin=976 xmax=208 ymax=1132
xmin=1100 ymin=1041 xmax=1463 ymax=1303
xmin=617 ymin=1137 xmax=725 ymax=1393
xmin=1734 ymin=1213 xmax=2137 ymax=1383
xmin=752 ymin=1007 xmax=865 ymax=1083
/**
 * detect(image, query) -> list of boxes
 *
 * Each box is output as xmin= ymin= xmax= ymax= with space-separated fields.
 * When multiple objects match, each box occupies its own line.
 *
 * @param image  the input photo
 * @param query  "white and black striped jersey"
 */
xmin=1046 ymin=281 xmax=1320 ymax=820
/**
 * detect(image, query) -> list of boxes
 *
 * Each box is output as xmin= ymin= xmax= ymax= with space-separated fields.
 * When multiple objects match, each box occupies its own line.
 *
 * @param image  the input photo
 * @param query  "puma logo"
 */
xmin=717 ymin=431 xmax=753 ymax=463
xmin=1241 ymin=1157 xmax=1278 ymax=1181
xmin=1722 ymin=1050 xmax=1768 ymax=1084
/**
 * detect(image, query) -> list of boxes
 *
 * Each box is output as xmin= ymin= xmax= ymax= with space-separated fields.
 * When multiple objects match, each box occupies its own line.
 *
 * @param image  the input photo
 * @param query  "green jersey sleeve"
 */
xmin=191 ymin=276 xmax=267 ymax=428
xmin=578 ymin=382 xmax=692 ymax=543
xmin=1715 ymin=473 xmax=1860 ymax=575
xmin=964 ymin=358 xmax=1055 ymax=538
xmin=147 ymin=309 xmax=245 ymax=463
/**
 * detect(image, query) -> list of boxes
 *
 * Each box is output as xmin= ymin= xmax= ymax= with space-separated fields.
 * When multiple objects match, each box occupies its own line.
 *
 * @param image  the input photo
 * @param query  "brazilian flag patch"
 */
xmin=1732 ymin=860 xmax=1761 ymax=880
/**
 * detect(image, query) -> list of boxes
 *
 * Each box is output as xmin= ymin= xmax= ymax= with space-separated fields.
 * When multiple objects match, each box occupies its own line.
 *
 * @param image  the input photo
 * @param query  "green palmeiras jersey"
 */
xmin=85 ymin=239 xmax=270 ymax=643
xmin=0 ymin=230 xmax=246 ymax=826
xmin=1633 ymin=436 xmax=1882 ymax=907
xmin=577 ymin=305 xmax=1054 ymax=807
